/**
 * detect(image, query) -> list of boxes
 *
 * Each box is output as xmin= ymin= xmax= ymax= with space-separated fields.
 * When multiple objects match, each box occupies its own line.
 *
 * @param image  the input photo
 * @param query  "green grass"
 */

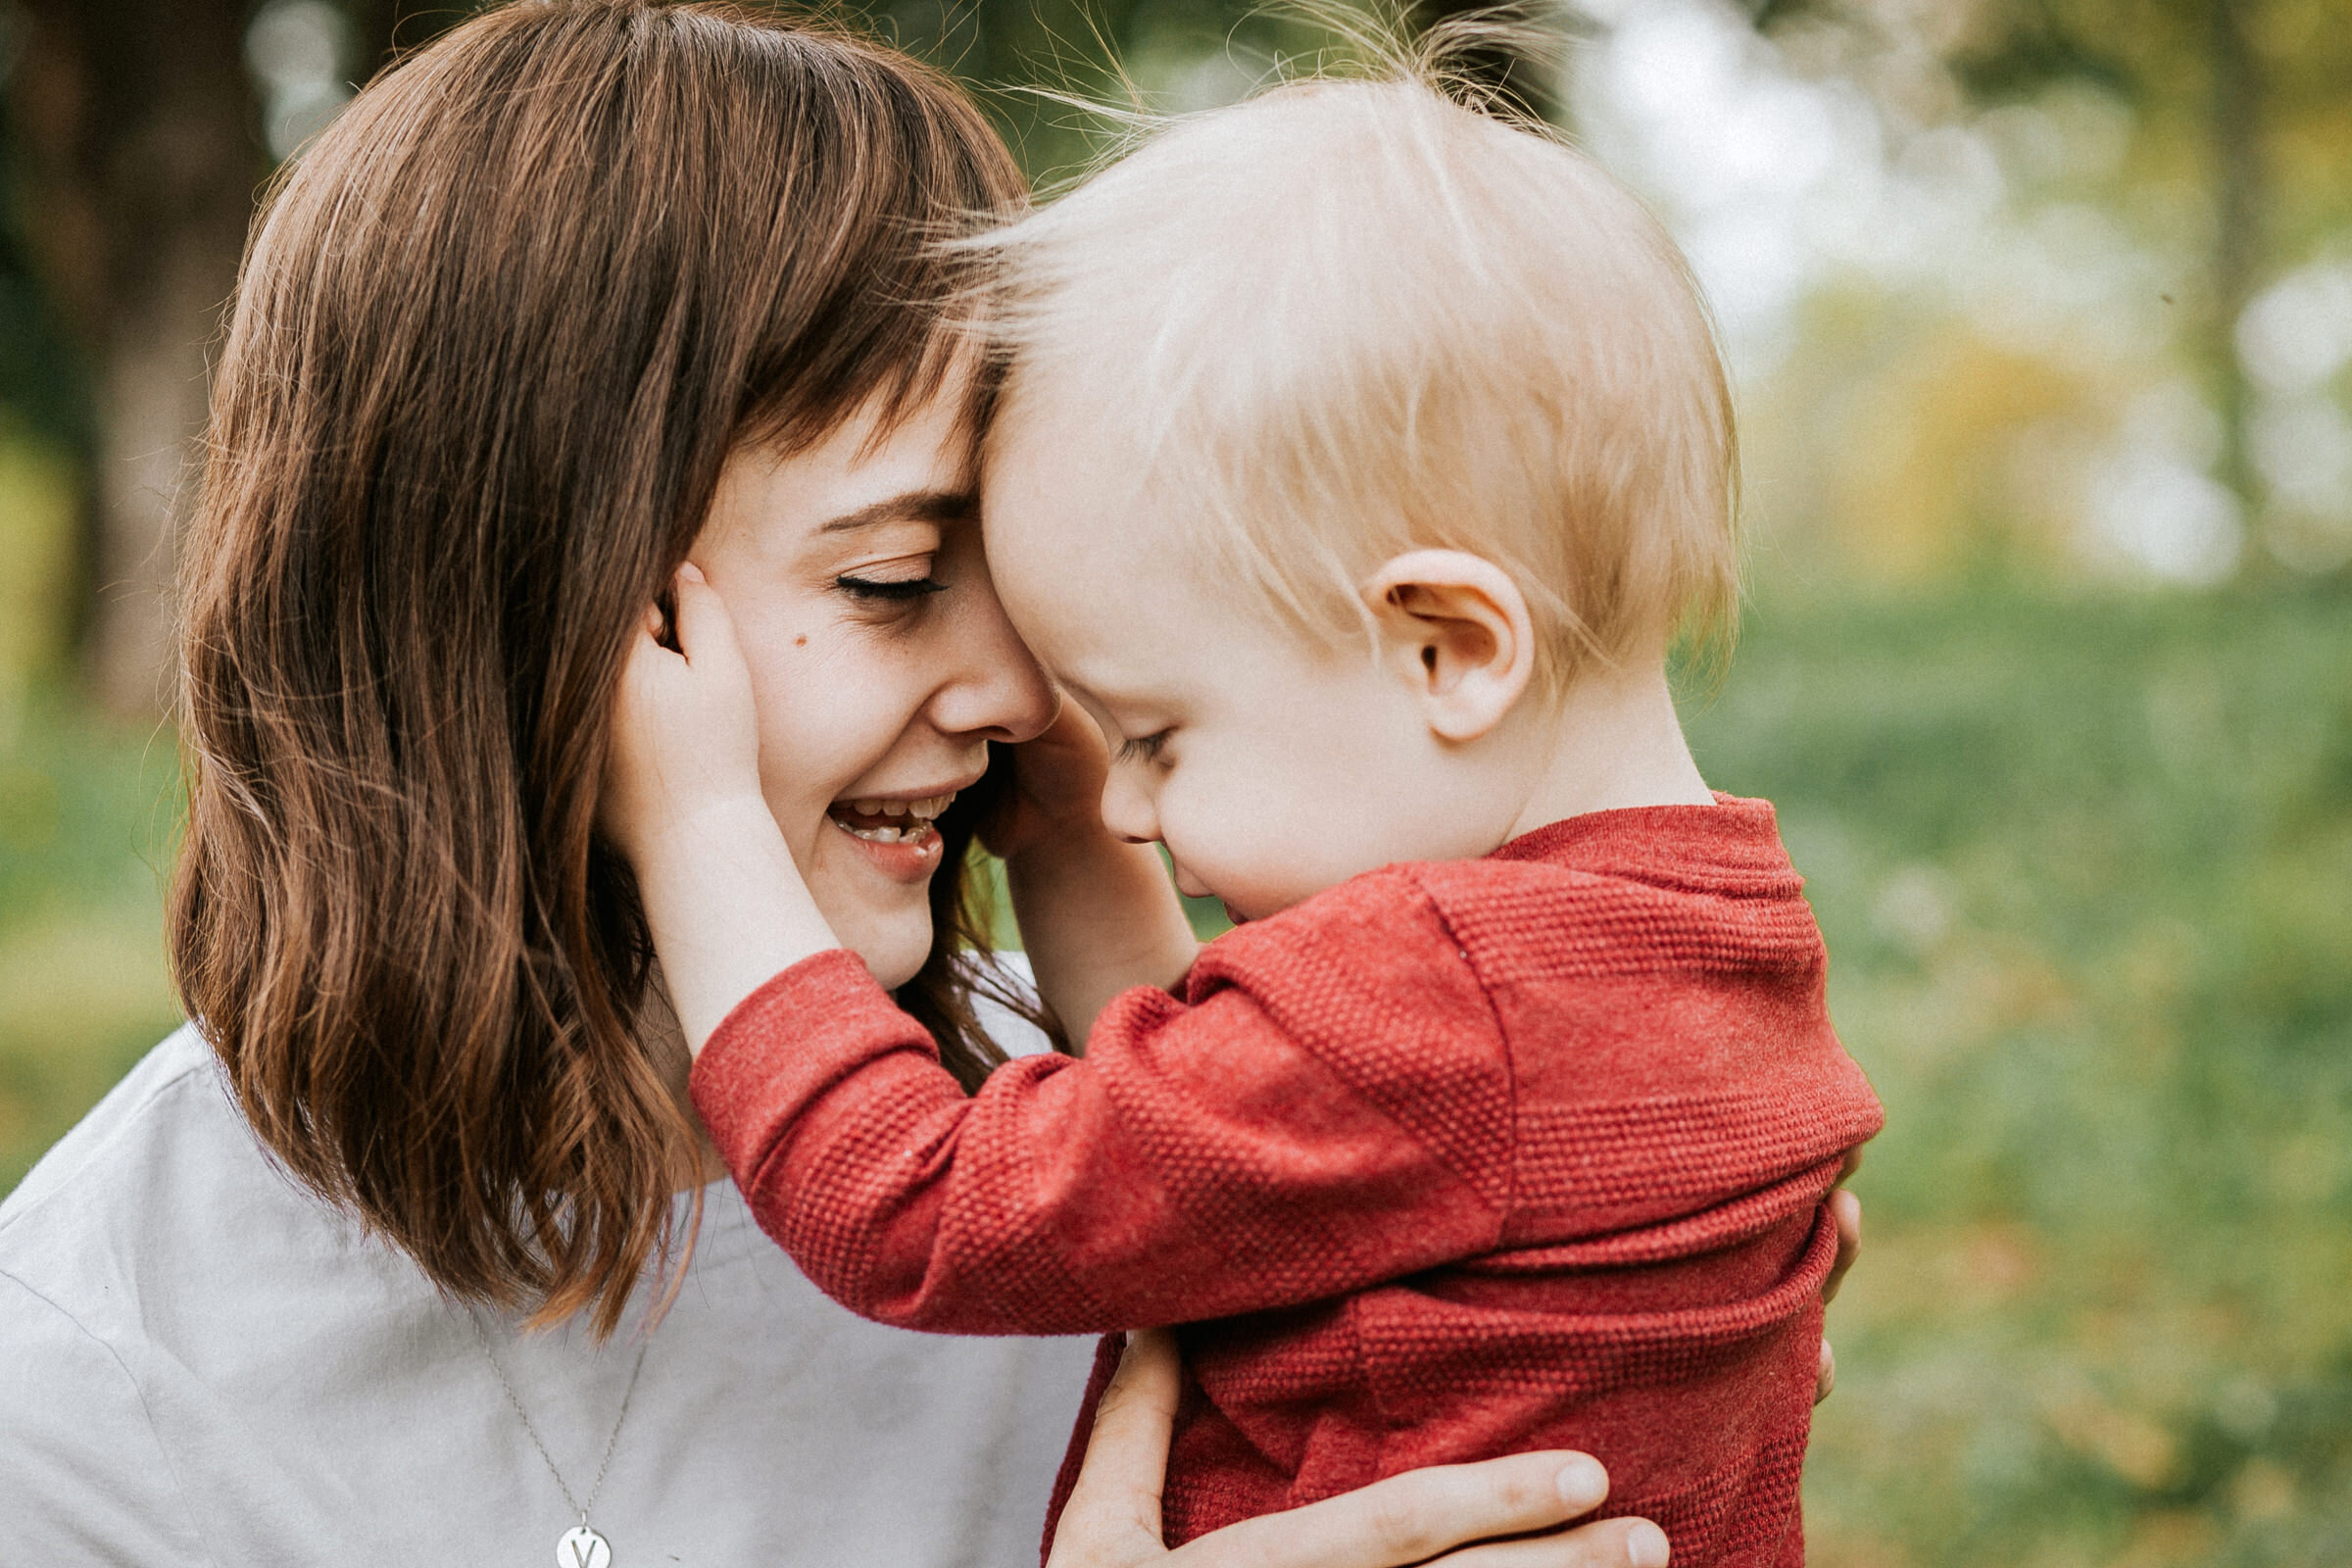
xmin=0 ymin=693 xmax=184 ymax=1193
xmin=4 ymin=584 xmax=2349 ymax=1565
xmin=1683 ymin=585 xmax=2352 ymax=1568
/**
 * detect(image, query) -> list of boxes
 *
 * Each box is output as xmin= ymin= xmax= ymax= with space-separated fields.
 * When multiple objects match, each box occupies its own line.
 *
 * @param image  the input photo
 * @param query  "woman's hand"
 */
xmin=604 ymin=564 xmax=840 ymax=1053
xmin=1050 ymin=1331 xmax=1672 ymax=1568
xmin=1815 ymin=1153 xmax=1864 ymax=1404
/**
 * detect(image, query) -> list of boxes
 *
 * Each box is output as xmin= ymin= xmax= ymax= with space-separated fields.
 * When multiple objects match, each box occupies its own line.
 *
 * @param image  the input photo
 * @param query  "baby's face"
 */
xmin=985 ymin=395 xmax=1532 ymax=921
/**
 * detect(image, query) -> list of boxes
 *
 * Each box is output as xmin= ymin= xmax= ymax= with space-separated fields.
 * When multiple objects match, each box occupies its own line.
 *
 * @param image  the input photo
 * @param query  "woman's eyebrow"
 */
xmin=818 ymin=489 xmax=976 ymax=533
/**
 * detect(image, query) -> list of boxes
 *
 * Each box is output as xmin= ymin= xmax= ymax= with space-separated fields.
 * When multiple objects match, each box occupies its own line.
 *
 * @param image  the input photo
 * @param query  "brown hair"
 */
xmin=170 ymin=0 xmax=1031 ymax=1337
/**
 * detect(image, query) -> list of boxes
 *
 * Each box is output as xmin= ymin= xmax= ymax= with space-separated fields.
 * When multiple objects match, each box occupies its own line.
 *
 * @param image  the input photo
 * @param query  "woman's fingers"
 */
xmin=1426 ymin=1516 xmax=1672 ymax=1568
xmin=1174 ymin=1450 xmax=1617 ymax=1568
xmin=1047 ymin=1343 xmax=1668 ymax=1568
xmin=1807 ymin=1165 xmax=1863 ymax=1407
xmin=1809 ymin=1169 xmax=1863 ymax=1407
xmin=1047 ymin=1331 xmax=1182 ymax=1568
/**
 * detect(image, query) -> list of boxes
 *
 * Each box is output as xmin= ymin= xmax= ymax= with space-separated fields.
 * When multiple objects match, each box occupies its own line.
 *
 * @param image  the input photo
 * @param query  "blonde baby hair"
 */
xmin=978 ymin=44 xmax=1740 ymax=695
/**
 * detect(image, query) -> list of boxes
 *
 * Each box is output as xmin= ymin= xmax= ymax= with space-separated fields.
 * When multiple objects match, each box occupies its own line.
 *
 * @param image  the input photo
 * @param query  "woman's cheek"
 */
xmin=746 ymin=698 xmax=831 ymax=850
xmin=750 ymin=666 xmax=880 ymax=846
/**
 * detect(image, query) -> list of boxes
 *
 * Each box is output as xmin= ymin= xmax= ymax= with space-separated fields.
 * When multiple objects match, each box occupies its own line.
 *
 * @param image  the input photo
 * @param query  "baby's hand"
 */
xmin=978 ymin=697 xmax=1117 ymax=864
xmin=600 ymin=563 xmax=837 ymax=1054
xmin=600 ymin=563 xmax=765 ymax=873
xmin=985 ymin=697 xmax=1201 ymax=1038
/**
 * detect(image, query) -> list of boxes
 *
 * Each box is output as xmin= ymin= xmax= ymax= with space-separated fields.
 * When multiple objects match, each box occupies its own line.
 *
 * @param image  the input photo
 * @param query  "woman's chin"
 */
xmin=858 ymin=929 xmax=933 ymax=991
xmin=820 ymin=904 xmax=934 ymax=990
xmin=807 ymin=877 xmax=933 ymax=990
xmin=803 ymin=820 xmax=945 ymax=990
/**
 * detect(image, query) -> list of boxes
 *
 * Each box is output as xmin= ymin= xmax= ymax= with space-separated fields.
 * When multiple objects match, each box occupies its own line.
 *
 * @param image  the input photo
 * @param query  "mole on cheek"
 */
xmin=795 ymin=635 xmax=808 ymax=647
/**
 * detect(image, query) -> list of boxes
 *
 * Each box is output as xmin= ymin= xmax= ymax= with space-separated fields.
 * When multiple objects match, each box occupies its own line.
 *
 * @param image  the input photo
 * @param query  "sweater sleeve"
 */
xmin=690 ymin=878 xmax=1512 ymax=1336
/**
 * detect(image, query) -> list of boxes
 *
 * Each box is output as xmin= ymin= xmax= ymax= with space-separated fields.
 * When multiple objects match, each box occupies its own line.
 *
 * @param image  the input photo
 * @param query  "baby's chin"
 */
xmin=1175 ymin=857 xmax=1343 ymax=928
xmin=1200 ymin=881 xmax=1308 ymax=928
xmin=1217 ymin=877 xmax=1357 ymax=928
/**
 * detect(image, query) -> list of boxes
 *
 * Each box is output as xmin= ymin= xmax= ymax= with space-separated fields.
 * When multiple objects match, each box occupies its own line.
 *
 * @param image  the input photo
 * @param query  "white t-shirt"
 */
xmin=0 ymin=1018 xmax=1094 ymax=1567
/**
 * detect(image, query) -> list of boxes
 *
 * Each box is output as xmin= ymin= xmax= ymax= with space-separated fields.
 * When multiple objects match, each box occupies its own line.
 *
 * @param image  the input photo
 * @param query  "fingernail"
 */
xmin=1554 ymin=1454 xmax=1606 ymax=1510
xmin=1627 ymin=1519 xmax=1671 ymax=1568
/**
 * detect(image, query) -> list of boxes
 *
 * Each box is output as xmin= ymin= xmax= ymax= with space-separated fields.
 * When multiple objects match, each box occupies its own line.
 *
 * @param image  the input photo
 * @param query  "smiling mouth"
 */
xmin=826 ymin=793 xmax=956 ymax=844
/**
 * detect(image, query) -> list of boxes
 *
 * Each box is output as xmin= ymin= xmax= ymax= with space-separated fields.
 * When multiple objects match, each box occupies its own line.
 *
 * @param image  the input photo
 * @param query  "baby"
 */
xmin=610 ymin=74 xmax=1883 ymax=1566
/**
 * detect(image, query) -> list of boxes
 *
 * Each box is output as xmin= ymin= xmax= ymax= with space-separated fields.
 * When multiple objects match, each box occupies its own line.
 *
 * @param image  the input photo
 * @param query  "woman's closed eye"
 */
xmin=835 ymin=568 xmax=949 ymax=605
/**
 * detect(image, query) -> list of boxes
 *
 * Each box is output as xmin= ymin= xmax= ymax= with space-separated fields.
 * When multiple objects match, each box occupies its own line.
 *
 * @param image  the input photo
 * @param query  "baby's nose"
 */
xmin=1097 ymin=772 xmax=1160 ymax=848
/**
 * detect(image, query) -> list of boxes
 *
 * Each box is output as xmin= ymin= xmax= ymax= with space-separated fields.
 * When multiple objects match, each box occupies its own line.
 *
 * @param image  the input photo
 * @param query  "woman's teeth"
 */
xmin=829 ymin=793 xmax=954 ymax=843
xmin=847 ymin=795 xmax=953 ymax=819
xmin=840 ymin=821 xmax=932 ymax=843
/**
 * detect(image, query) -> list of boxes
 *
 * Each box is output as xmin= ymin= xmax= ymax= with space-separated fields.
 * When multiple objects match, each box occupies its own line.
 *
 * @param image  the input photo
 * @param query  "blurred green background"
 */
xmin=1 ymin=2 xmax=2347 ymax=1564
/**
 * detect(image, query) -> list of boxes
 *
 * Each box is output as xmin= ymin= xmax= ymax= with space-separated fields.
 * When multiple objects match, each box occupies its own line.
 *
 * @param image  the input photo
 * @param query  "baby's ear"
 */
xmin=1360 ymin=551 xmax=1536 ymax=743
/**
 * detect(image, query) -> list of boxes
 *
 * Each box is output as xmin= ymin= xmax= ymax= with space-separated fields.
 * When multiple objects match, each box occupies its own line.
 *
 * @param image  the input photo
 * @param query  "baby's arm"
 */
xmin=607 ymin=566 xmax=1196 ymax=1052
xmin=692 ymin=929 xmax=1506 ymax=1334
xmin=979 ymin=703 xmax=1200 ymax=1039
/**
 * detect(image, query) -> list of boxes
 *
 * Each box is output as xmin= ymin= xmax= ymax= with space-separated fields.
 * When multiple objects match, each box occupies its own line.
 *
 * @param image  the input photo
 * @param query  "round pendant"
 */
xmin=557 ymin=1525 xmax=612 ymax=1568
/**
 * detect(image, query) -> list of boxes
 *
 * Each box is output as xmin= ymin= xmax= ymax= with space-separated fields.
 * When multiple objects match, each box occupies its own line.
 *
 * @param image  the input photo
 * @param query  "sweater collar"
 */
xmin=1487 ymin=794 xmax=1801 ymax=893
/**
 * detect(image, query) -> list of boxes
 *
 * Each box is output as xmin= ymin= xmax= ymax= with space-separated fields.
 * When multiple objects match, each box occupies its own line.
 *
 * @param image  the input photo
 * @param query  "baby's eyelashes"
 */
xmin=1115 ymin=729 xmax=1172 ymax=766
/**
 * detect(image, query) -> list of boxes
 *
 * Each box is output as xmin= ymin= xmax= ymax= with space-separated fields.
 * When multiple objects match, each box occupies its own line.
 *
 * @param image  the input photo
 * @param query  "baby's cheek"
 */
xmin=1202 ymin=825 xmax=1330 ymax=922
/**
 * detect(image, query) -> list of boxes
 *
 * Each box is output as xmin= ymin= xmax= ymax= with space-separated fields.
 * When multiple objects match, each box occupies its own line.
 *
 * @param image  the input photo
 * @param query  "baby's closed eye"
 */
xmin=1116 ymin=729 xmax=1172 ymax=765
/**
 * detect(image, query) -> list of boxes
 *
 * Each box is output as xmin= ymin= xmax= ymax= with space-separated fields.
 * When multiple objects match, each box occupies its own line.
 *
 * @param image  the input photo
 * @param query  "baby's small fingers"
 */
xmin=1815 ymin=1339 xmax=1836 ymax=1404
xmin=615 ymin=606 xmax=675 ymax=694
xmin=670 ymin=562 xmax=743 ymax=664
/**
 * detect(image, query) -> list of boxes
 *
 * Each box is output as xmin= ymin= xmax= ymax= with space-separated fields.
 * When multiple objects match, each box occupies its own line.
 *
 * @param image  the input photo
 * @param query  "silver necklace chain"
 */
xmin=469 ymin=1310 xmax=652 ymax=1531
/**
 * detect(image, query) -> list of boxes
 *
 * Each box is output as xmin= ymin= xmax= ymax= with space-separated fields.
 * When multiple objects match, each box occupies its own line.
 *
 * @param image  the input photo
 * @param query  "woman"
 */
xmin=0 ymin=5 xmax=1814 ymax=1562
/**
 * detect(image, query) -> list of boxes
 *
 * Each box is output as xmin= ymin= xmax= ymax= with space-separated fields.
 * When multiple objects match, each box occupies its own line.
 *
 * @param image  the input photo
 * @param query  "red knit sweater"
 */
xmin=691 ymin=797 xmax=1884 ymax=1565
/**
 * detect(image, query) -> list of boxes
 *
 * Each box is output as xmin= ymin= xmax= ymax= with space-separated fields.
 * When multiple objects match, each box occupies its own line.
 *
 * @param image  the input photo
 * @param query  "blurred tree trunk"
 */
xmin=2206 ymin=0 xmax=2264 ymax=515
xmin=8 ymin=0 xmax=261 ymax=716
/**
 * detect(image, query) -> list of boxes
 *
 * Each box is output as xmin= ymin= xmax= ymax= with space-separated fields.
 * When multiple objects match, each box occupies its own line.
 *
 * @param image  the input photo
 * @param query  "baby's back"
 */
xmin=1152 ymin=801 xmax=1880 ymax=1564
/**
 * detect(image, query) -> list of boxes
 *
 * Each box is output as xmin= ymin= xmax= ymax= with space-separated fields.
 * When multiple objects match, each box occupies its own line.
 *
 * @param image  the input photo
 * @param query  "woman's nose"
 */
xmin=925 ymin=561 xmax=1057 ymax=745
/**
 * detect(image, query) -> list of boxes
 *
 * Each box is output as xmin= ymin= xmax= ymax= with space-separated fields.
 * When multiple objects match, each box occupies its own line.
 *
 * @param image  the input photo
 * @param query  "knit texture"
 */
xmin=691 ymin=796 xmax=1884 ymax=1565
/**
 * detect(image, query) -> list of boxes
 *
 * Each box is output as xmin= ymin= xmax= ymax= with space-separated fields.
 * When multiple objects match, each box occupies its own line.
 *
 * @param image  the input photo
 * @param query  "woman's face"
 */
xmin=690 ymin=386 xmax=1055 ymax=989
